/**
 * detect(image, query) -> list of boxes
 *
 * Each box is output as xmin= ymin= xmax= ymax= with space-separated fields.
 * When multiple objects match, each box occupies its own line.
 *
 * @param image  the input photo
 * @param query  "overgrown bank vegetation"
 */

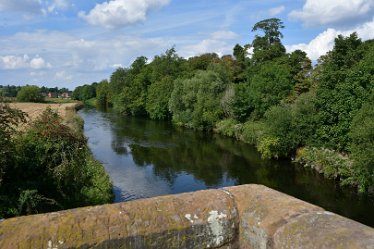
xmin=73 ymin=18 xmax=374 ymax=192
xmin=0 ymin=101 xmax=113 ymax=218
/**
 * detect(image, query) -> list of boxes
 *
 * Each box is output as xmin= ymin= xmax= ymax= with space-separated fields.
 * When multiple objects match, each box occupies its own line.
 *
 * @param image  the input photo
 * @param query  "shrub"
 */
xmin=16 ymin=85 xmax=44 ymax=102
xmin=169 ymin=70 xmax=227 ymax=130
xmin=350 ymin=100 xmax=374 ymax=192
xmin=0 ymin=108 xmax=113 ymax=217
xmin=295 ymin=147 xmax=355 ymax=187
xmin=257 ymin=136 xmax=280 ymax=159
xmin=241 ymin=121 xmax=266 ymax=145
xmin=215 ymin=119 xmax=242 ymax=138
xmin=0 ymin=101 xmax=27 ymax=186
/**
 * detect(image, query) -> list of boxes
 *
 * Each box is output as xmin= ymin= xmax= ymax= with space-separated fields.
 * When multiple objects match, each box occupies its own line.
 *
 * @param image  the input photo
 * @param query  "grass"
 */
xmin=44 ymin=98 xmax=78 ymax=104
xmin=10 ymin=102 xmax=81 ymax=124
xmin=84 ymin=98 xmax=97 ymax=107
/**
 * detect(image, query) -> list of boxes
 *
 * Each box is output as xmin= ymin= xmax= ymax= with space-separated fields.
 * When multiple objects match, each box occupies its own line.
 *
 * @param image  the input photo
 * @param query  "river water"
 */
xmin=79 ymin=108 xmax=374 ymax=227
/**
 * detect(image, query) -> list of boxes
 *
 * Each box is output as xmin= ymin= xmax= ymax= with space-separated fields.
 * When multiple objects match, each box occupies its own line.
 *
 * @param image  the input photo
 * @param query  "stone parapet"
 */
xmin=0 ymin=184 xmax=373 ymax=249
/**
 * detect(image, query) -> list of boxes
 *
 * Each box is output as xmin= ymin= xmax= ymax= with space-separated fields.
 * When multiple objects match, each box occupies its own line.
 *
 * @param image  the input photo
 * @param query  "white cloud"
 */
xmin=55 ymin=70 xmax=72 ymax=80
xmin=79 ymin=0 xmax=171 ymax=29
xmin=269 ymin=5 xmax=285 ymax=16
xmin=0 ymin=55 xmax=28 ymax=69
xmin=0 ymin=30 xmax=172 ymax=86
xmin=0 ymin=54 xmax=51 ymax=70
xmin=44 ymin=0 xmax=70 ymax=14
xmin=287 ymin=17 xmax=374 ymax=61
xmin=112 ymin=64 xmax=123 ymax=69
xmin=289 ymin=0 xmax=374 ymax=27
xmin=286 ymin=29 xmax=338 ymax=61
xmin=30 ymin=57 xmax=51 ymax=69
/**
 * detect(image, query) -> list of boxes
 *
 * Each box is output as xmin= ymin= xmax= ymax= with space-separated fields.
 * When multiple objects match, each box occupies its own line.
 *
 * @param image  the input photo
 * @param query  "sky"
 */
xmin=0 ymin=0 xmax=374 ymax=89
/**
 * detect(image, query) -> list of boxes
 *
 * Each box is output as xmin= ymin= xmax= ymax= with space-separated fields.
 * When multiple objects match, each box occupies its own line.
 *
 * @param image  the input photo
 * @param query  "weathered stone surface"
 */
xmin=1 ymin=184 xmax=374 ymax=249
xmin=0 ymin=189 xmax=238 ymax=249
xmin=224 ymin=184 xmax=323 ymax=249
xmin=273 ymin=211 xmax=374 ymax=249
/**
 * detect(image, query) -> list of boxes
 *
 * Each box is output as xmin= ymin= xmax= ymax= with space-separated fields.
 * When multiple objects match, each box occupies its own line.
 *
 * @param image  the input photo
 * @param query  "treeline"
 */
xmin=0 ymin=85 xmax=71 ymax=98
xmin=0 ymin=85 xmax=21 ymax=97
xmin=0 ymin=84 xmax=72 ymax=102
xmin=75 ymin=18 xmax=374 ymax=192
xmin=0 ymin=102 xmax=113 ymax=218
xmin=71 ymin=83 xmax=98 ymax=102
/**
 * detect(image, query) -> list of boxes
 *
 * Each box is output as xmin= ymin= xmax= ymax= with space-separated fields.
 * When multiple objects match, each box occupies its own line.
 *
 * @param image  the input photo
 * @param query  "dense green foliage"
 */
xmin=75 ymin=18 xmax=374 ymax=192
xmin=349 ymin=96 xmax=374 ymax=191
xmin=169 ymin=69 xmax=228 ymax=129
xmin=96 ymin=80 xmax=110 ymax=108
xmin=16 ymin=85 xmax=44 ymax=102
xmin=0 ymin=85 xmax=21 ymax=97
xmin=0 ymin=103 xmax=113 ymax=218
xmin=72 ymin=83 xmax=97 ymax=102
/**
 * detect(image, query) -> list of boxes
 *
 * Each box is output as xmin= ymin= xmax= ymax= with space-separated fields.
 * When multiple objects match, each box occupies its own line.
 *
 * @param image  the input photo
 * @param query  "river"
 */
xmin=79 ymin=107 xmax=374 ymax=227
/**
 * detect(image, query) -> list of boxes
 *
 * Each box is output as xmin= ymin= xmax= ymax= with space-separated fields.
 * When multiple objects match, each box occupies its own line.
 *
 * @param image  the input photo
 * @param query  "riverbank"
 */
xmin=214 ymin=118 xmax=365 ymax=192
xmin=0 ymin=101 xmax=113 ymax=218
xmin=79 ymin=108 xmax=374 ymax=227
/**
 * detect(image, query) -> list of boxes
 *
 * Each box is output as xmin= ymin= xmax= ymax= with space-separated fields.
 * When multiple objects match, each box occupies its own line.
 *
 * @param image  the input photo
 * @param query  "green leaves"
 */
xmin=314 ymin=35 xmax=374 ymax=151
xmin=16 ymin=85 xmax=44 ymax=102
xmin=146 ymin=76 xmax=174 ymax=120
xmin=169 ymin=70 xmax=227 ymax=130
xmin=350 ymin=98 xmax=374 ymax=191
xmin=251 ymin=18 xmax=286 ymax=64
xmin=0 ymin=107 xmax=113 ymax=218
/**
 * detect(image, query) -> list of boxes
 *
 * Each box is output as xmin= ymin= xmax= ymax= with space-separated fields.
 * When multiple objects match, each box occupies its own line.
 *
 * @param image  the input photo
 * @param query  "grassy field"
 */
xmin=10 ymin=102 xmax=81 ymax=121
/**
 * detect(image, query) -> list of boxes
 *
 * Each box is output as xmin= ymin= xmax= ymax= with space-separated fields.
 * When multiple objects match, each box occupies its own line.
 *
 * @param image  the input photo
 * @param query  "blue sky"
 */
xmin=0 ymin=0 xmax=373 ymax=89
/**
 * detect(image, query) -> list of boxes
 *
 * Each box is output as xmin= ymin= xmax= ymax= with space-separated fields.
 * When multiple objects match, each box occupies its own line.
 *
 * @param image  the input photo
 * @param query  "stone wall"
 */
xmin=1 ymin=184 xmax=373 ymax=249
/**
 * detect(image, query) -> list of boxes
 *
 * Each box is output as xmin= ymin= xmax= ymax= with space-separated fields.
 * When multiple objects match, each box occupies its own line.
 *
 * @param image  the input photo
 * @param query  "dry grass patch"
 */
xmin=9 ymin=102 xmax=83 ymax=131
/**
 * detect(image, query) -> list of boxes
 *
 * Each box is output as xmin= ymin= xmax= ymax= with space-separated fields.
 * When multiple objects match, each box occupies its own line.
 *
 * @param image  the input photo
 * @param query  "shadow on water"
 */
xmin=79 ymin=108 xmax=374 ymax=227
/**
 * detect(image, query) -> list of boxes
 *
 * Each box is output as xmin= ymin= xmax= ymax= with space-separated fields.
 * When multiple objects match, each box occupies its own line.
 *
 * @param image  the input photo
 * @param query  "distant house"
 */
xmin=48 ymin=92 xmax=57 ymax=98
xmin=59 ymin=92 xmax=71 ymax=99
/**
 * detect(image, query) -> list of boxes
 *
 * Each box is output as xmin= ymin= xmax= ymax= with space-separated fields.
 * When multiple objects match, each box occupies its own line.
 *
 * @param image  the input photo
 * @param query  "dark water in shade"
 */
xmin=79 ymin=108 xmax=374 ymax=227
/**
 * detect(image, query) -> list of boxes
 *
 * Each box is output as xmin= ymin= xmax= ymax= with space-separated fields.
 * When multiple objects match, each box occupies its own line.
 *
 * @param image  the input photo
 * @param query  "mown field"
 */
xmin=10 ymin=102 xmax=80 ymax=121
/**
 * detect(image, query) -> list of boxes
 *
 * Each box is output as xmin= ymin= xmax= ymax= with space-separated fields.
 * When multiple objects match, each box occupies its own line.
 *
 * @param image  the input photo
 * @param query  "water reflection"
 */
xmin=79 ymin=108 xmax=374 ymax=227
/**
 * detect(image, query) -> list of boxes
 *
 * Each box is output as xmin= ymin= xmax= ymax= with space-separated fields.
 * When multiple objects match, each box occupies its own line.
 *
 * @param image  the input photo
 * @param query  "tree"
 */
xmin=146 ymin=76 xmax=174 ymax=120
xmin=113 ymin=57 xmax=149 ymax=115
xmin=109 ymin=67 xmax=129 ymax=107
xmin=313 ymin=33 xmax=372 ymax=151
xmin=247 ymin=61 xmax=292 ymax=119
xmin=96 ymin=80 xmax=110 ymax=107
xmin=350 ymin=97 xmax=374 ymax=191
xmin=72 ymin=84 xmax=96 ymax=101
xmin=187 ymin=53 xmax=220 ymax=72
xmin=16 ymin=85 xmax=44 ymax=102
xmin=252 ymin=18 xmax=284 ymax=45
xmin=288 ymin=50 xmax=313 ymax=98
xmin=0 ymin=85 xmax=21 ymax=97
xmin=169 ymin=70 xmax=227 ymax=130
xmin=233 ymin=44 xmax=246 ymax=63
xmin=145 ymin=48 xmax=186 ymax=120
xmin=148 ymin=47 xmax=186 ymax=83
xmin=231 ymin=83 xmax=252 ymax=122
xmin=231 ymin=45 xmax=248 ymax=83
xmin=251 ymin=18 xmax=286 ymax=63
